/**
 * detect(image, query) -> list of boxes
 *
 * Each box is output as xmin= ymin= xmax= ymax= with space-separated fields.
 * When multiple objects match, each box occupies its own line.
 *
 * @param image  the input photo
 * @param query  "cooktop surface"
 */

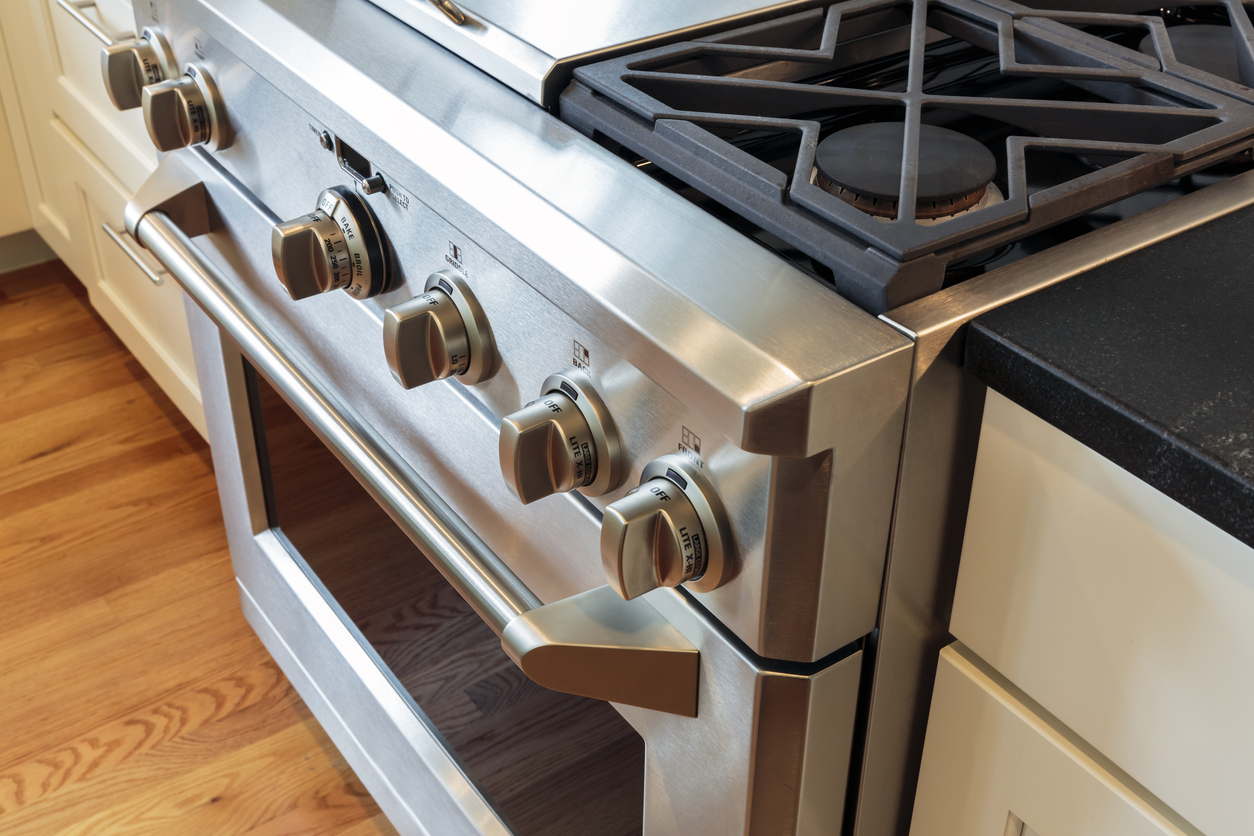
xmin=561 ymin=1 xmax=1254 ymax=312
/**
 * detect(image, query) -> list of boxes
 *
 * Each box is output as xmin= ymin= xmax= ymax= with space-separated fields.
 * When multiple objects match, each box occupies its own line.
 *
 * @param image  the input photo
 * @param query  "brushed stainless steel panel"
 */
xmin=139 ymin=6 xmax=910 ymax=660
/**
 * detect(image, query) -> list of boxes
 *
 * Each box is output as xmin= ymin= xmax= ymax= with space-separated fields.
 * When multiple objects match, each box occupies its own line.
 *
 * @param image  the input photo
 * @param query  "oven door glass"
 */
xmin=243 ymin=360 xmax=645 ymax=836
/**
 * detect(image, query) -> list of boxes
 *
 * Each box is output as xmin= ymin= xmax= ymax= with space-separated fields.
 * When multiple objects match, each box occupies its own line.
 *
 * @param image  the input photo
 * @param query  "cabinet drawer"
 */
xmin=911 ymin=644 xmax=1192 ymax=836
xmin=86 ymin=193 xmax=204 ymax=437
xmin=43 ymin=0 xmax=157 ymax=190
xmin=49 ymin=112 xmax=205 ymax=436
xmin=952 ymin=390 xmax=1254 ymax=836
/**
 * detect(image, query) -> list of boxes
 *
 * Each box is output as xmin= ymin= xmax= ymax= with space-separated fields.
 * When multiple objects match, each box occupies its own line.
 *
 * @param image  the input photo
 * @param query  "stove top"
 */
xmin=560 ymin=1 xmax=1254 ymax=313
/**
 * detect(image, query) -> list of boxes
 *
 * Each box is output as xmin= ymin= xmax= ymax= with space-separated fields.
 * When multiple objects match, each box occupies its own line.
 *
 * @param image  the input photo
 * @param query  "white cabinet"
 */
xmin=926 ymin=388 xmax=1254 ymax=836
xmin=911 ymin=644 xmax=1194 ymax=836
xmin=0 ymin=65 xmax=31 ymax=239
xmin=0 ymin=0 xmax=204 ymax=436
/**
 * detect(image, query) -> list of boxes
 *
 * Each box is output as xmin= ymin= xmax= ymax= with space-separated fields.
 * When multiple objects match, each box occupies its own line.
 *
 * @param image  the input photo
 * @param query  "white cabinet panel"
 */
xmin=1 ymin=1 xmax=88 ymax=275
xmin=54 ymin=121 xmax=204 ymax=436
xmin=910 ymin=644 xmax=1196 ymax=836
xmin=43 ymin=0 xmax=158 ymax=191
xmin=952 ymin=389 xmax=1254 ymax=836
xmin=0 ymin=73 xmax=31 ymax=239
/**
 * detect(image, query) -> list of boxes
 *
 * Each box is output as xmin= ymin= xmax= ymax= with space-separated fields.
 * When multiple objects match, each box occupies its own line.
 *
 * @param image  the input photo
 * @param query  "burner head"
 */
xmin=815 ymin=123 xmax=997 ymax=219
xmin=1140 ymin=25 xmax=1241 ymax=84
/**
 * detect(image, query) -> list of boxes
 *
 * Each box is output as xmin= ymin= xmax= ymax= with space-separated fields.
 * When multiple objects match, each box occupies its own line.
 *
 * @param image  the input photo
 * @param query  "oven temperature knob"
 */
xmin=101 ymin=27 xmax=176 ymax=111
xmin=499 ymin=371 xmax=622 ymax=504
xmin=273 ymin=187 xmax=391 ymax=301
xmin=602 ymin=454 xmax=732 ymax=600
xmin=383 ymin=270 xmax=494 ymax=388
xmin=142 ymin=64 xmax=232 ymax=152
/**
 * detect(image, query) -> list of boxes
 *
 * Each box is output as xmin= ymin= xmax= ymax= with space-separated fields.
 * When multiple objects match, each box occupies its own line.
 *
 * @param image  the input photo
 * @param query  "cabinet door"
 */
xmin=55 ymin=122 xmax=204 ymax=436
xmin=38 ymin=0 xmax=157 ymax=190
xmin=953 ymin=389 xmax=1254 ymax=836
xmin=1 ymin=0 xmax=90 ymax=277
xmin=910 ymin=644 xmax=1193 ymax=836
xmin=0 ymin=68 xmax=32 ymax=239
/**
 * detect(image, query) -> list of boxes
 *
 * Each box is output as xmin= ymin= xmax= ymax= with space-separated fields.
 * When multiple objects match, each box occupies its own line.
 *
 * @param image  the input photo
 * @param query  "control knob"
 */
xmin=383 ymin=270 xmax=494 ymax=388
xmin=602 ymin=454 xmax=732 ymax=600
xmin=272 ymin=187 xmax=392 ymax=301
xmin=142 ymin=64 xmax=232 ymax=152
xmin=101 ymin=27 xmax=176 ymax=111
xmin=499 ymin=371 xmax=622 ymax=504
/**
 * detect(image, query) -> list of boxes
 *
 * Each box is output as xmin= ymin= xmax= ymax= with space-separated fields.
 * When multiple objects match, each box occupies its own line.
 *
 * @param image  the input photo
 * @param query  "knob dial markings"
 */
xmin=141 ymin=63 xmax=232 ymax=152
xmin=272 ymin=187 xmax=390 ymax=301
xmin=499 ymin=370 xmax=622 ymax=503
xmin=101 ymin=27 xmax=176 ymax=111
xmin=601 ymin=454 xmax=732 ymax=600
xmin=382 ymin=269 xmax=494 ymax=388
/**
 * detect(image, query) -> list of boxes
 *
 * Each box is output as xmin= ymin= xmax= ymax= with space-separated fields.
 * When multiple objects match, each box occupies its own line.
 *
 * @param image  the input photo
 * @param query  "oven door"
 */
xmin=127 ymin=150 xmax=865 ymax=836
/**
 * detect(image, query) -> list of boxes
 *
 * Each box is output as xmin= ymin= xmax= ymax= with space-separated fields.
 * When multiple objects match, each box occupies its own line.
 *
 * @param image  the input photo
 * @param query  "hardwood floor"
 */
xmin=0 ymin=261 xmax=397 ymax=835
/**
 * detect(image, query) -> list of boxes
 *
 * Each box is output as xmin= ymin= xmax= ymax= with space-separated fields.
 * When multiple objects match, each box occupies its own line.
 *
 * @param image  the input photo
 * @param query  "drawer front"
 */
xmin=50 ymin=113 xmax=204 ymax=435
xmin=42 ymin=0 xmax=158 ymax=191
xmin=0 ymin=81 xmax=31 ymax=238
xmin=910 ymin=644 xmax=1192 ymax=836
xmin=952 ymin=389 xmax=1254 ymax=836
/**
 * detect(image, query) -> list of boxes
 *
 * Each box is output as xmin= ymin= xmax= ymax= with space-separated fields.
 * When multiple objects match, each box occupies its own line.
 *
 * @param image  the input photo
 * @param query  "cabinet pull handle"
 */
xmin=125 ymin=152 xmax=701 ymax=717
xmin=102 ymin=223 xmax=165 ymax=285
xmin=53 ymin=0 xmax=120 ymax=46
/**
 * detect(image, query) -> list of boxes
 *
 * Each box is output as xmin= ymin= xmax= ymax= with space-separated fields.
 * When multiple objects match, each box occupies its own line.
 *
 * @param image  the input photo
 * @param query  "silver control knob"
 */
xmin=272 ymin=187 xmax=391 ymax=301
xmin=101 ymin=27 xmax=175 ymax=111
xmin=142 ymin=64 xmax=232 ymax=152
xmin=499 ymin=371 xmax=622 ymax=504
xmin=602 ymin=454 xmax=732 ymax=600
xmin=383 ymin=270 xmax=494 ymax=388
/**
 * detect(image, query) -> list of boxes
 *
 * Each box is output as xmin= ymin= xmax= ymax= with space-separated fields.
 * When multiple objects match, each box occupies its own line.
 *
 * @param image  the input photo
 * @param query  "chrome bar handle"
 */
xmin=101 ymin=223 xmax=166 ymax=285
xmin=137 ymin=209 xmax=539 ymax=633
xmin=54 ymin=0 xmax=117 ymax=46
xmin=127 ymin=156 xmax=699 ymax=716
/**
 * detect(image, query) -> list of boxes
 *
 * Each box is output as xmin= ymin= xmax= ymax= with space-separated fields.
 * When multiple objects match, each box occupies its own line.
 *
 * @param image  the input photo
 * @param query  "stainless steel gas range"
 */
xmin=106 ymin=1 xmax=1254 ymax=835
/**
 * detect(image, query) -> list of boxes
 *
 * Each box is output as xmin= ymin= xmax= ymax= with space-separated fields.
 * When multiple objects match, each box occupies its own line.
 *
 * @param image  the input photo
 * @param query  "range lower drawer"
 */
xmin=910 ymin=644 xmax=1192 ymax=836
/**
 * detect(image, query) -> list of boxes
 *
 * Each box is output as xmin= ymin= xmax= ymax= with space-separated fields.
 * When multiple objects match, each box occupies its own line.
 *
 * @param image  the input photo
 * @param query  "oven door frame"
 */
xmin=136 ymin=148 xmax=865 ymax=836
xmin=193 ymin=315 xmax=523 ymax=836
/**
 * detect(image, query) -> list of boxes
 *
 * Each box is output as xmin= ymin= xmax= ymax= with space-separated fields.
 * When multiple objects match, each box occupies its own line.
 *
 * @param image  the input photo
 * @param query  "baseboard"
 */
xmin=0 ymin=229 xmax=56 ymax=274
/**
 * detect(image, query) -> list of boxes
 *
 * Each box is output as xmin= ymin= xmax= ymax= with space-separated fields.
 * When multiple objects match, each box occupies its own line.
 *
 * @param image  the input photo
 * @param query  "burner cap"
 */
xmin=1140 ymin=25 xmax=1241 ymax=84
xmin=815 ymin=123 xmax=997 ymax=219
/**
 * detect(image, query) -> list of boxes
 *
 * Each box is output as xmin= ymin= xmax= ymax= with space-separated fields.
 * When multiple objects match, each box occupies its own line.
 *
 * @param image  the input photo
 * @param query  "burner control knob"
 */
xmin=101 ymin=27 xmax=176 ymax=111
xmin=383 ymin=270 xmax=494 ymax=388
xmin=602 ymin=455 xmax=732 ymax=600
xmin=273 ymin=187 xmax=391 ymax=301
xmin=142 ymin=64 xmax=232 ymax=152
xmin=499 ymin=371 xmax=622 ymax=504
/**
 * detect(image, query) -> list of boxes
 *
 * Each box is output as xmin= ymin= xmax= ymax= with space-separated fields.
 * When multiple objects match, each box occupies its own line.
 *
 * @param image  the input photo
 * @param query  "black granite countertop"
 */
xmin=966 ymin=204 xmax=1254 ymax=549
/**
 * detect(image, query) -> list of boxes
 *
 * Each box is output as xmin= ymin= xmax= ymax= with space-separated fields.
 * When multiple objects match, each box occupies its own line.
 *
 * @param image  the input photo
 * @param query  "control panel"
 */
xmin=104 ymin=20 xmax=833 ymax=662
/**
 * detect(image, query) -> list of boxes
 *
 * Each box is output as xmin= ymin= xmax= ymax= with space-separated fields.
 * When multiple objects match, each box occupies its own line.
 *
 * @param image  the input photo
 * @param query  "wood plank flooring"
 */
xmin=0 ymin=261 xmax=397 ymax=835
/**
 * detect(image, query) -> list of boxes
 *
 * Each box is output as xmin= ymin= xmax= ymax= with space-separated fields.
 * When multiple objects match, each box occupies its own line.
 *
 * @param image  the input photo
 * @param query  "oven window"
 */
xmin=243 ymin=361 xmax=644 ymax=835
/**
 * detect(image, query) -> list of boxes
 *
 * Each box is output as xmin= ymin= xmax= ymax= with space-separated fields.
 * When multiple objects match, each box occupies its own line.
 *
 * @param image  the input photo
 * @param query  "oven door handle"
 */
xmin=127 ymin=153 xmax=699 ymax=718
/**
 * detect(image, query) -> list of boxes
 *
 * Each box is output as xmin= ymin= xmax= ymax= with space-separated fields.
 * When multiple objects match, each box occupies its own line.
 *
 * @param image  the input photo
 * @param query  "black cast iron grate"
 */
xmin=561 ymin=0 xmax=1254 ymax=313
